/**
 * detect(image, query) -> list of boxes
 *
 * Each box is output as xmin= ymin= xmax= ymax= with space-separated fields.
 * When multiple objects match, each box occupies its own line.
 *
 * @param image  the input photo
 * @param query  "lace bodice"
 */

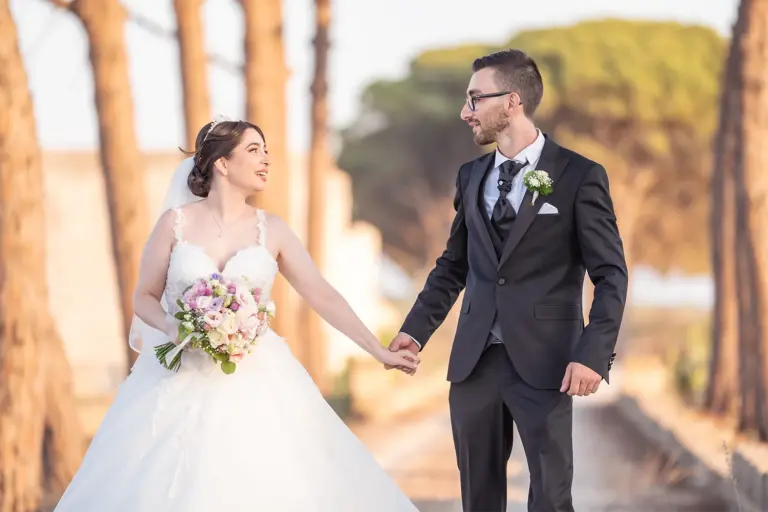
xmin=162 ymin=208 xmax=279 ymax=315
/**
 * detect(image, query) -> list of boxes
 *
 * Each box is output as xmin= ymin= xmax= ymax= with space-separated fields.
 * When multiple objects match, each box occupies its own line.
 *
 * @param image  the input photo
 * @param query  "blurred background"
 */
xmin=1 ymin=0 xmax=763 ymax=510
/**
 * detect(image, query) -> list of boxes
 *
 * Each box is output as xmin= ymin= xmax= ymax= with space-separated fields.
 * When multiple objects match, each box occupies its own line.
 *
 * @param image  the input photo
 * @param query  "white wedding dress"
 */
xmin=54 ymin=208 xmax=418 ymax=512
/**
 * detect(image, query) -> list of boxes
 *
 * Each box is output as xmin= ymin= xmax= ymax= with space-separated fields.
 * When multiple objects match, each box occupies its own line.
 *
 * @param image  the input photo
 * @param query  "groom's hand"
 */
xmin=385 ymin=334 xmax=420 ymax=375
xmin=560 ymin=362 xmax=601 ymax=396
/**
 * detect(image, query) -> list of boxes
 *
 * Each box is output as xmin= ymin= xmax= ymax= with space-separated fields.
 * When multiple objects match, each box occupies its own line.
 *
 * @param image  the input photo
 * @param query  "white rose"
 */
xmin=219 ymin=310 xmax=238 ymax=335
xmin=196 ymin=295 xmax=212 ymax=310
xmin=207 ymin=329 xmax=224 ymax=348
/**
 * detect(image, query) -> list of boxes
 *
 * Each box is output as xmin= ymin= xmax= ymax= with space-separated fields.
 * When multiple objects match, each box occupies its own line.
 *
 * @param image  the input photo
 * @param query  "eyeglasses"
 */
xmin=466 ymin=91 xmax=521 ymax=112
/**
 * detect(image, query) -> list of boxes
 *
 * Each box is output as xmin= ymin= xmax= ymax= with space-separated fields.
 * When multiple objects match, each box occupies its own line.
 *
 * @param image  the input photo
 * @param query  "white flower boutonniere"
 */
xmin=522 ymin=170 xmax=553 ymax=205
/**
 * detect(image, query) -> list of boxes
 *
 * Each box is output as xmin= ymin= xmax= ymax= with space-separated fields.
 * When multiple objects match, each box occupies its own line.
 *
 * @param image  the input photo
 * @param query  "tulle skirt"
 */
xmin=54 ymin=329 xmax=418 ymax=511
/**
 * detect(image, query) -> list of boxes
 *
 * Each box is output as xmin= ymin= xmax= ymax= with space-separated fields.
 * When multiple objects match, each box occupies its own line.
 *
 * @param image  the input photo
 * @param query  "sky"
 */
xmin=12 ymin=0 xmax=738 ymax=155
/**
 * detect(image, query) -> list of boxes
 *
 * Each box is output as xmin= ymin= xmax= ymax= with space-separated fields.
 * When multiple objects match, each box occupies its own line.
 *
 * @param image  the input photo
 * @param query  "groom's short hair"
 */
xmin=473 ymin=49 xmax=543 ymax=118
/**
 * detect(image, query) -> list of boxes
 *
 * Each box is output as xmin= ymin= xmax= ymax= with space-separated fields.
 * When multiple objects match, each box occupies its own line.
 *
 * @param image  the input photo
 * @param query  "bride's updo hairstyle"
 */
xmin=183 ymin=119 xmax=266 ymax=197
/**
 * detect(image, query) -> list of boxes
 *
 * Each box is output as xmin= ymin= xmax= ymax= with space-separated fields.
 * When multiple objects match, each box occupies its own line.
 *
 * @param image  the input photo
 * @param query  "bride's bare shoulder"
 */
xmin=153 ymin=202 xmax=200 ymax=238
xmin=261 ymin=211 xmax=287 ymax=230
xmin=260 ymin=211 xmax=294 ymax=243
xmin=176 ymin=200 xmax=205 ymax=217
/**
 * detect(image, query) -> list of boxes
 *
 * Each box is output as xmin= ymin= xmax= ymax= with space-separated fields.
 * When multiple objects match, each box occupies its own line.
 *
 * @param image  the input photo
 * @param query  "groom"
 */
xmin=388 ymin=49 xmax=628 ymax=511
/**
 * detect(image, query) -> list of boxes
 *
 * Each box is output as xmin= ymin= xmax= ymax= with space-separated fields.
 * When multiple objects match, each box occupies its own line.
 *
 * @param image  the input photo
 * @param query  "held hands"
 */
xmin=375 ymin=345 xmax=420 ymax=375
xmin=560 ymin=362 xmax=601 ymax=396
xmin=383 ymin=333 xmax=421 ymax=376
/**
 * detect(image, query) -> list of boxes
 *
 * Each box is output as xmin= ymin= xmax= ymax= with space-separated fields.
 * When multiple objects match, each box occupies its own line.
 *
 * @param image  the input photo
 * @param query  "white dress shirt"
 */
xmin=402 ymin=129 xmax=546 ymax=350
xmin=483 ymin=129 xmax=546 ymax=219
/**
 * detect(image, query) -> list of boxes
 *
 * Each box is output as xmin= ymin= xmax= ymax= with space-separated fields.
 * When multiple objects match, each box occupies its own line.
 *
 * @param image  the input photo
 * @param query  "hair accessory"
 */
xmin=202 ymin=113 xmax=236 ymax=142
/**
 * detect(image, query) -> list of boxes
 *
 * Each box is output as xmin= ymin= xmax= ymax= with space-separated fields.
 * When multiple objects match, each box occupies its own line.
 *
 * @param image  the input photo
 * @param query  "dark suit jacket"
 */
xmin=400 ymin=136 xmax=628 ymax=389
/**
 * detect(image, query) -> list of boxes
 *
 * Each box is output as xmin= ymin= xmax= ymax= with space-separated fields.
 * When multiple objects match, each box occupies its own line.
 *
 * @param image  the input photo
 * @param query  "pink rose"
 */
xmin=230 ymin=302 xmax=240 ymax=311
xmin=240 ymin=326 xmax=257 ymax=341
xmin=235 ymin=285 xmax=256 ymax=307
xmin=203 ymin=310 xmax=223 ymax=328
xmin=229 ymin=350 xmax=246 ymax=363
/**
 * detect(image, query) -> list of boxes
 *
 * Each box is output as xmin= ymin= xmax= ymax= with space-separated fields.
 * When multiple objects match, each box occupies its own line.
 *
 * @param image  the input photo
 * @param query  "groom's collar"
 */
xmin=493 ymin=128 xmax=545 ymax=168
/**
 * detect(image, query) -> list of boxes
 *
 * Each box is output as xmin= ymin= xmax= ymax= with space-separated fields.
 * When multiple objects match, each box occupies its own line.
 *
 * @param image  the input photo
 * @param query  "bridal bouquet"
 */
xmin=155 ymin=272 xmax=275 ymax=374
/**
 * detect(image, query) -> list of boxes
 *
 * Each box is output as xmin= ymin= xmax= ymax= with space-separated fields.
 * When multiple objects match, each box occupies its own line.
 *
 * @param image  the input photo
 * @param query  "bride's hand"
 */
xmin=375 ymin=347 xmax=420 ymax=375
xmin=164 ymin=314 xmax=180 ymax=344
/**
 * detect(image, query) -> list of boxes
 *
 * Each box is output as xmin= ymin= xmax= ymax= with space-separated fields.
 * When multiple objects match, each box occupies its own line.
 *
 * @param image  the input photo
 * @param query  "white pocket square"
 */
xmin=538 ymin=202 xmax=559 ymax=215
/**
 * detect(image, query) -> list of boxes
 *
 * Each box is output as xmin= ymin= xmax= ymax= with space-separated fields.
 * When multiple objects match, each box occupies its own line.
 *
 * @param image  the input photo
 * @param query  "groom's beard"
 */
xmin=473 ymin=108 xmax=509 ymax=146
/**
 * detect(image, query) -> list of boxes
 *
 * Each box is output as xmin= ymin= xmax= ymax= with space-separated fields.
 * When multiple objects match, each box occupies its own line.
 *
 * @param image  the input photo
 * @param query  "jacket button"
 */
xmin=497 ymin=278 xmax=506 ymax=285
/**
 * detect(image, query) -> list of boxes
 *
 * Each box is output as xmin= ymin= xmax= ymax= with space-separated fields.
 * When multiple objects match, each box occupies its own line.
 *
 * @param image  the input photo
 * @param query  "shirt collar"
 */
xmin=494 ymin=129 xmax=545 ymax=169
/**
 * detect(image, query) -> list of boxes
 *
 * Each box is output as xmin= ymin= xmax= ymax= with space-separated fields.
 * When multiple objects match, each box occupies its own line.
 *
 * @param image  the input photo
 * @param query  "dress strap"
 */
xmin=256 ymin=209 xmax=267 ymax=247
xmin=172 ymin=207 xmax=185 ymax=243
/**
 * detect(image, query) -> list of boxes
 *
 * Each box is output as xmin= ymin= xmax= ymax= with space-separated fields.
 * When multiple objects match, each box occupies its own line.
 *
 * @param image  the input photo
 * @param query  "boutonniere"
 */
xmin=523 ymin=170 xmax=553 ymax=205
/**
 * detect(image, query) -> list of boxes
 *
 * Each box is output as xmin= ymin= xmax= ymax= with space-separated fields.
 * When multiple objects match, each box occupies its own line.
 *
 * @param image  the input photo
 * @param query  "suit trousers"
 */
xmin=449 ymin=344 xmax=574 ymax=512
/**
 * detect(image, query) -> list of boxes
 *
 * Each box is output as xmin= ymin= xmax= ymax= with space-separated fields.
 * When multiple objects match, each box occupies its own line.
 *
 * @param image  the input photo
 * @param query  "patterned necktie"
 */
xmin=490 ymin=159 xmax=526 ymax=241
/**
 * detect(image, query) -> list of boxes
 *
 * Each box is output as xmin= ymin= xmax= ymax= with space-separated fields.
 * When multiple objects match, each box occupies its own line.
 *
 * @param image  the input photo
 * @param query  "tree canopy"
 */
xmin=339 ymin=19 xmax=725 ymax=273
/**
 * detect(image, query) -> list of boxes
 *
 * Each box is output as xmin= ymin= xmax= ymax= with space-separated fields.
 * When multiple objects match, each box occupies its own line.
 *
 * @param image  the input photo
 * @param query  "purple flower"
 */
xmin=211 ymin=273 xmax=222 ymax=281
xmin=230 ymin=302 xmax=240 ymax=311
xmin=209 ymin=297 xmax=224 ymax=311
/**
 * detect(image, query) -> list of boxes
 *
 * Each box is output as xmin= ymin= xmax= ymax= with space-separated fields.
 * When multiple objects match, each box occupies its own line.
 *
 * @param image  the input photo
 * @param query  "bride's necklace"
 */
xmin=206 ymin=202 xmax=249 ymax=238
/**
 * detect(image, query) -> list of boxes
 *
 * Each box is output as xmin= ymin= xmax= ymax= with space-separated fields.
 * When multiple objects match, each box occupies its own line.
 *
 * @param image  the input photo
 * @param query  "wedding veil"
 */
xmin=127 ymin=156 xmax=201 ymax=354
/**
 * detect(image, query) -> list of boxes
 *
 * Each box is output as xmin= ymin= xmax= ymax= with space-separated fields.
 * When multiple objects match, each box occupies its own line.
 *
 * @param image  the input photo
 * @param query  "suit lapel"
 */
xmin=466 ymin=152 xmax=498 ymax=265
xmin=497 ymin=136 xmax=569 ymax=269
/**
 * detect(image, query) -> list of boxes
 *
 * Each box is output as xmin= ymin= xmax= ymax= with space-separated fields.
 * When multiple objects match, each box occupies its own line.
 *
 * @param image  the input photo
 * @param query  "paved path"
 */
xmin=355 ymin=369 xmax=731 ymax=511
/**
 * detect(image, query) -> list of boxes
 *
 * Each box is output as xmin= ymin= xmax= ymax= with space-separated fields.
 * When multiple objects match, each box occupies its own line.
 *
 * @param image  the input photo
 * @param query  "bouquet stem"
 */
xmin=154 ymin=342 xmax=182 ymax=372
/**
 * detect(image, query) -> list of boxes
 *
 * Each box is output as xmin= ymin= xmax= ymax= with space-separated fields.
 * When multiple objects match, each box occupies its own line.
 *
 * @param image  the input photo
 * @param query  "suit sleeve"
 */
xmin=399 ymin=165 xmax=470 ymax=350
xmin=572 ymin=163 xmax=628 ymax=382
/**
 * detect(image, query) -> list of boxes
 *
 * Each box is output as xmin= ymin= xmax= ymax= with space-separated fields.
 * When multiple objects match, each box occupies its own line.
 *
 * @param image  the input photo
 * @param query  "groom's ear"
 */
xmin=506 ymin=92 xmax=522 ymax=112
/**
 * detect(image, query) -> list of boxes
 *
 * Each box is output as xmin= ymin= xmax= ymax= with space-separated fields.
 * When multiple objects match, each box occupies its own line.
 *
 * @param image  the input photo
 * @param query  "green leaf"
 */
xmin=174 ymin=312 xmax=186 ymax=320
xmin=178 ymin=326 xmax=191 ymax=341
xmin=221 ymin=361 xmax=236 ymax=374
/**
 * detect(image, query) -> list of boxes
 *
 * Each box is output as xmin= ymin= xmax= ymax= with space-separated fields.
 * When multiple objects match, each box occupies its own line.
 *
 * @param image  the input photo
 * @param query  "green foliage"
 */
xmin=508 ymin=21 xmax=723 ymax=128
xmin=338 ymin=19 xmax=725 ymax=272
xmin=326 ymin=360 xmax=353 ymax=418
xmin=670 ymin=317 xmax=711 ymax=407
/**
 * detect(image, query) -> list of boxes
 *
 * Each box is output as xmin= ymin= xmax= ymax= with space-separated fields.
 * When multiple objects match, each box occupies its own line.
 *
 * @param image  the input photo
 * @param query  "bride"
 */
xmin=53 ymin=117 xmax=421 ymax=511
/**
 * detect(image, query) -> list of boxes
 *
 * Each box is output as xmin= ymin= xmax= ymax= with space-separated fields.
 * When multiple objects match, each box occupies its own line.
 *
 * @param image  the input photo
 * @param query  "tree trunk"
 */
xmin=42 ymin=328 xmax=86 ymax=501
xmin=0 ymin=2 xmax=82 ymax=508
xmin=705 ymin=17 xmax=742 ymax=417
xmin=301 ymin=0 xmax=332 ymax=393
xmin=241 ymin=0 xmax=299 ymax=355
xmin=734 ymin=175 xmax=764 ymax=436
xmin=173 ymin=0 xmax=210 ymax=151
xmin=737 ymin=0 xmax=768 ymax=440
xmin=64 ymin=0 xmax=150 ymax=373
